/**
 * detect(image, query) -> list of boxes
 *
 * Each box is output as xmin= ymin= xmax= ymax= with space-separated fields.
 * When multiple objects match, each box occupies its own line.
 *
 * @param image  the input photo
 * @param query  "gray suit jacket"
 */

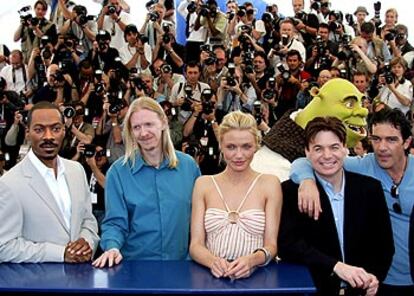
xmin=0 ymin=155 xmax=100 ymax=263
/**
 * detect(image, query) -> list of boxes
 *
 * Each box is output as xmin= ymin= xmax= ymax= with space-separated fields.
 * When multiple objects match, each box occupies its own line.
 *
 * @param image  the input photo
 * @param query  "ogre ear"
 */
xmin=310 ymin=86 xmax=320 ymax=98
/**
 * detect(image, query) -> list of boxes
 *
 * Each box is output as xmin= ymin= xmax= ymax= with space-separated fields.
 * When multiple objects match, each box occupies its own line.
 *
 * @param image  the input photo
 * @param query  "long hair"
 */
xmin=122 ymin=97 xmax=178 ymax=168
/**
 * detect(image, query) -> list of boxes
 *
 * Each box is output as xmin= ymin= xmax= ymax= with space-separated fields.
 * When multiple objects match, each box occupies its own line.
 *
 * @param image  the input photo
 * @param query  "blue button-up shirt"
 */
xmin=315 ymin=172 xmax=346 ymax=260
xmin=101 ymin=151 xmax=200 ymax=260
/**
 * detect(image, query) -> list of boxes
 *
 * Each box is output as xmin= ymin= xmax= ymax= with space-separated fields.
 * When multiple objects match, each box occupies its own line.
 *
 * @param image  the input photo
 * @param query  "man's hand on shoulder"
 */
xmin=298 ymin=179 xmax=322 ymax=220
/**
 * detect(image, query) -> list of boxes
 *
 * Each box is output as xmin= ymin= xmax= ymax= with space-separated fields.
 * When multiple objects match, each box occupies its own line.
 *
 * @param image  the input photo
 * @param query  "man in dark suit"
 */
xmin=279 ymin=117 xmax=394 ymax=296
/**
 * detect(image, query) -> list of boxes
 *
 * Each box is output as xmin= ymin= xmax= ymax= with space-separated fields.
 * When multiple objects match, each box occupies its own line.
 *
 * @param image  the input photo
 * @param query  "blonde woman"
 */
xmin=93 ymin=97 xmax=200 ymax=268
xmin=190 ymin=111 xmax=282 ymax=279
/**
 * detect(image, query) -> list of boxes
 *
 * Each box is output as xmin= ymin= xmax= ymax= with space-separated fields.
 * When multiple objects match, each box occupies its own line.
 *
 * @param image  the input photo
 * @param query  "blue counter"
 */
xmin=0 ymin=260 xmax=316 ymax=294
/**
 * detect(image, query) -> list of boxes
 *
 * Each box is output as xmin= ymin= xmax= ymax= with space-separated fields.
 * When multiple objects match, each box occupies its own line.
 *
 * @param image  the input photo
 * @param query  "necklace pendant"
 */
xmin=228 ymin=211 xmax=239 ymax=224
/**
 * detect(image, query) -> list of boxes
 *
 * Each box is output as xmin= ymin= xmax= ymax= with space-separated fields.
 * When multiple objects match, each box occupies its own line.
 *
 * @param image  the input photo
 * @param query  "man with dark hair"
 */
xmin=360 ymin=22 xmax=391 ymax=64
xmin=0 ymin=101 xmax=99 ymax=263
xmin=280 ymin=116 xmax=394 ymax=296
xmin=275 ymin=49 xmax=311 ymax=119
xmin=291 ymin=108 xmax=414 ymax=295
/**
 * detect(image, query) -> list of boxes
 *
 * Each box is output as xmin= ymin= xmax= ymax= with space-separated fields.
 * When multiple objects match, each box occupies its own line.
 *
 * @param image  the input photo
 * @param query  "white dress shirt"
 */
xmin=28 ymin=149 xmax=72 ymax=229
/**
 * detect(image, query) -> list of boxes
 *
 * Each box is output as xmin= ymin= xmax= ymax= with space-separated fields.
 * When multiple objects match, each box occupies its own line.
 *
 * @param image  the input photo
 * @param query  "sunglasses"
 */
xmin=390 ymin=184 xmax=402 ymax=214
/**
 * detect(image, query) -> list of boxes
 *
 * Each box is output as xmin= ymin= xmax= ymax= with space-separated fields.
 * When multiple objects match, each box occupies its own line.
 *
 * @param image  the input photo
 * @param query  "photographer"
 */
xmin=49 ymin=0 xmax=75 ymax=32
xmin=27 ymin=36 xmax=54 ymax=92
xmin=153 ymin=59 xmax=185 ymax=99
xmin=97 ymin=0 xmax=131 ymax=51
xmin=201 ymin=45 xmax=229 ymax=93
xmin=14 ymin=1 xmax=57 ymax=63
xmin=60 ymin=5 xmax=97 ymax=57
xmin=247 ymin=51 xmax=273 ymax=100
xmin=160 ymin=100 xmax=183 ymax=150
xmin=379 ymin=8 xmax=398 ymax=41
xmin=353 ymin=6 xmax=369 ymax=36
xmin=275 ymin=49 xmax=311 ymax=119
xmin=72 ymin=142 xmax=109 ymax=226
xmin=177 ymin=0 xmax=206 ymax=63
xmin=327 ymin=10 xmax=355 ymax=44
xmin=360 ymin=22 xmax=391 ymax=65
xmin=153 ymin=23 xmax=186 ymax=73
xmin=126 ymin=73 xmax=164 ymax=102
xmin=0 ymin=84 xmax=25 ymax=169
xmin=332 ymin=36 xmax=378 ymax=78
xmin=232 ymin=2 xmax=266 ymax=42
xmin=140 ymin=2 xmax=172 ymax=50
xmin=60 ymin=102 xmax=95 ymax=159
xmin=32 ymin=63 xmax=73 ymax=104
xmin=268 ymin=19 xmax=306 ymax=67
xmin=88 ymin=30 xmax=120 ymax=73
xmin=96 ymin=97 xmax=128 ymax=164
xmin=216 ymin=64 xmax=256 ymax=113
xmin=377 ymin=57 xmax=413 ymax=115
xmin=182 ymin=89 xmax=220 ymax=175
xmin=291 ymin=0 xmax=319 ymax=46
xmin=194 ymin=0 xmax=227 ymax=44
xmin=304 ymin=23 xmax=338 ymax=77
xmin=119 ymin=24 xmax=152 ymax=71
xmin=0 ymin=50 xmax=32 ymax=100
xmin=390 ymin=24 xmax=414 ymax=58
xmin=169 ymin=61 xmax=210 ymax=123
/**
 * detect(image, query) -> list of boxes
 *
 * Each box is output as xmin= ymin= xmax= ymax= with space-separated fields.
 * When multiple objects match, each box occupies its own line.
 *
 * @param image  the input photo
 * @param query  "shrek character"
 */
xmin=251 ymin=78 xmax=368 ymax=181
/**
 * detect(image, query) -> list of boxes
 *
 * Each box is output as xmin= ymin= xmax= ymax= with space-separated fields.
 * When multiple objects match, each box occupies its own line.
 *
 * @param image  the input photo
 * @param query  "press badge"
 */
xmin=200 ymin=137 xmax=208 ymax=146
xmin=90 ymin=192 xmax=98 ymax=204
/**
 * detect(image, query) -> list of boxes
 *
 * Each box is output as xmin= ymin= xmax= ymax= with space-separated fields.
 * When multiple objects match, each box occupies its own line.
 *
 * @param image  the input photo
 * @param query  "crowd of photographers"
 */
xmin=1 ymin=0 xmax=414 ymax=220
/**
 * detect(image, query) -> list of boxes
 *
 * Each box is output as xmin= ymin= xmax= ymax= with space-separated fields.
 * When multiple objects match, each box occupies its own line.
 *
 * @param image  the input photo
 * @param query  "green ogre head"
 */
xmin=295 ymin=78 xmax=368 ymax=147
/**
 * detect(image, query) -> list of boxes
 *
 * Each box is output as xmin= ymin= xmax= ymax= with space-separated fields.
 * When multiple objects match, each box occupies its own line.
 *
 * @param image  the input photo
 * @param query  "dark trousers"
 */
xmin=378 ymin=283 xmax=414 ymax=296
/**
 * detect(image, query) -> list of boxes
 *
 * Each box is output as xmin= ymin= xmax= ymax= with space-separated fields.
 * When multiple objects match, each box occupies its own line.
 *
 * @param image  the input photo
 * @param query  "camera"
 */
xmin=227 ymin=11 xmax=235 ymax=21
xmin=315 ymin=35 xmax=325 ymax=56
xmin=181 ymin=85 xmax=194 ymax=111
xmin=382 ymin=62 xmax=395 ymax=84
xmin=78 ymin=14 xmax=95 ymax=26
xmin=281 ymin=34 xmax=289 ymax=46
xmin=107 ymin=5 xmax=117 ymax=14
xmin=201 ymin=89 xmax=214 ymax=114
xmin=226 ymin=63 xmax=237 ymax=87
xmin=161 ymin=64 xmax=172 ymax=74
xmin=95 ymin=82 xmax=105 ymax=94
xmin=162 ymin=23 xmax=171 ymax=44
xmin=374 ymin=1 xmax=381 ymax=19
xmin=253 ymin=100 xmax=262 ymax=125
xmin=277 ymin=63 xmax=290 ymax=81
xmin=384 ymin=29 xmax=397 ymax=42
xmin=108 ymin=97 xmax=126 ymax=114
xmin=200 ymin=44 xmax=210 ymax=52
xmin=199 ymin=4 xmax=210 ymax=17
xmin=187 ymin=1 xmax=197 ymax=13
xmin=261 ymin=12 xmax=273 ymax=23
xmin=52 ymin=70 xmax=65 ymax=83
xmin=184 ymin=141 xmax=200 ymax=158
xmin=148 ymin=11 xmax=160 ymax=22
xmin=262 ymin=77 xmax=276 ymax=101
xmin=83 ymin=144 xmax=96 ymax=158
xmin=63 ymin=106 xmax=76 ymax=118
xmin=131 ymin=76 xmax=146 ymax=91
xmin=204 ymin=55 xmax=217 ymax=66
xmin=242 ymin=51 xmax=254 ymax=74
xmin=237 ymin=6 xmax=246 ymax=17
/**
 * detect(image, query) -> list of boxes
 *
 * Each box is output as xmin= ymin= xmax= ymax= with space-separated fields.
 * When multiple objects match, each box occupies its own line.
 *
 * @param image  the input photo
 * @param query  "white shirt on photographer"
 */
xmin=119 ymin=42 xmax=152 ymax=70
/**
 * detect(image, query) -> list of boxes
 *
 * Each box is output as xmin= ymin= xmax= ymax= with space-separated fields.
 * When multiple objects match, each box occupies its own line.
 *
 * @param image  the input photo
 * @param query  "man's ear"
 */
xmin=403 ymin=136 xmax=412 ymax=151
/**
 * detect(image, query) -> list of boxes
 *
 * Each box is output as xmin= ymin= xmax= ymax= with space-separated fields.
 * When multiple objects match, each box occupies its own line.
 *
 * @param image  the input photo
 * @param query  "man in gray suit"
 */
xmin=0 ymin=101 xmax=99 ymax=263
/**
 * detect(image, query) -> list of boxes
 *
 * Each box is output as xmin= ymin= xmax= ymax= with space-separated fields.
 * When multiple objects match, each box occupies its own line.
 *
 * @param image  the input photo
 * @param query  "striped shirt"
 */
xmin=205 ymin=175 xmax=266 ymax=261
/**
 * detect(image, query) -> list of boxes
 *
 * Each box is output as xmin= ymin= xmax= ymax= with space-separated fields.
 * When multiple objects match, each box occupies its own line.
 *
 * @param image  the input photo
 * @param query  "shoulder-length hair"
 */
xmin=122 ymin=97 xmax=178 ymax=168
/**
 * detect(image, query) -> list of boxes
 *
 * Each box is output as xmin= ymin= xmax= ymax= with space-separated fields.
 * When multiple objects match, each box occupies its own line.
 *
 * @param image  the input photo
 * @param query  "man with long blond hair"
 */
xmin=93 ymin=97 xmax=200 ymax=268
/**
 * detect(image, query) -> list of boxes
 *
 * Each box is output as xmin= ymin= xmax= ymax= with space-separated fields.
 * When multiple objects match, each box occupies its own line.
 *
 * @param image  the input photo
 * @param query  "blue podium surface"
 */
xmin=0 ymin=260 xmax=316 ymax=294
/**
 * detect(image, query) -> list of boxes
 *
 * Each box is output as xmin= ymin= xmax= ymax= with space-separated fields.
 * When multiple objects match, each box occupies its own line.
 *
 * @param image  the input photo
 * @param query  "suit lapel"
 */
xmin=22 ymin=157 xmax=70 ymax=234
